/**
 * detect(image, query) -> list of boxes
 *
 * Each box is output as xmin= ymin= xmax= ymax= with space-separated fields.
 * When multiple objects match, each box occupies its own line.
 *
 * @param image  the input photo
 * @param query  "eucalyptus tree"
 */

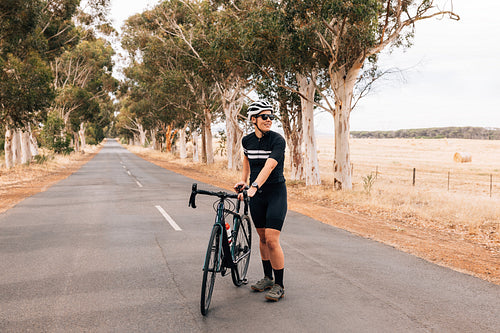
xmin=239 ymin=0 xmax=326 ymax=185
xmin=52 ymin=38 xmax=117 ymax=151
xmin=1 ymin=0 xmax=114 ymax=166
xmin=121 ymin=9 xmax=209 ymax=154
xmin=121 ymin=2 xmax=220 ymax=163
xmin=1 ymin=0 xmax=76 ymax=167
xmin=202 ymin=0 xmax=262 ymax=170
xmin=256 ymin=75 xmax=305 ymax=181
xmin=281 ymin=0 xmax=459 ymax=190
xmin=129 ymin=0 xmax=255 ymax=168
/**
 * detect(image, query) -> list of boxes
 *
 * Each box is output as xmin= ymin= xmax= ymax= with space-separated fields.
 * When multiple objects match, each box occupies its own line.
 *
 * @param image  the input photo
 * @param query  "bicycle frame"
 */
xmin=189 ymin=183 xmax=248 ymax=271
xmin=213 ymin=198 xmax=235 ymax=274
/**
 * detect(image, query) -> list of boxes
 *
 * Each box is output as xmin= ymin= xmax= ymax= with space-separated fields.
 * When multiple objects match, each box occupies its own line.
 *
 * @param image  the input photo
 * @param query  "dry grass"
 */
xmin=318 ymin=138 xmax=499 ymax=217
xmin=0 ymin=146 xmax=100 ymax=185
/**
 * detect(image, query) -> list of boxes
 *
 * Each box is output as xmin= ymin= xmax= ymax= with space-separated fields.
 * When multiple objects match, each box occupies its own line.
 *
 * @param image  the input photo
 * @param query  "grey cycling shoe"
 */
xmin=265 ymin=284 xmax=285 ymax=301
xmin=251 ymin=276 xmax=274 ymax=292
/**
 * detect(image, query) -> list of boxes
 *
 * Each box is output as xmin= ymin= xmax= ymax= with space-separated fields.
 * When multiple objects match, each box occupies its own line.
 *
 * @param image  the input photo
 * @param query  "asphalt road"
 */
xmin=1 ymin=139 xmax=500 ymax=332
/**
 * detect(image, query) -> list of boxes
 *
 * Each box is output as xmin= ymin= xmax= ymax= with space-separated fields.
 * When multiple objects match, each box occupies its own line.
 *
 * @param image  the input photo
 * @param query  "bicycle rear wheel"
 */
xmin=201 ymin=224 xmax=221 ymax=316
xmin=231 ymin=215 xmax=252 ymax=286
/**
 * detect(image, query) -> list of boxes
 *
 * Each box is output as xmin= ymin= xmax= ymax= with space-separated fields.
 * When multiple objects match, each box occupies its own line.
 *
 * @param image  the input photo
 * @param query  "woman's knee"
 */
xmin=265 ymin=229 xmax=281 ymax=250
xmin=256 ymin=228 xmax=267 ymax=244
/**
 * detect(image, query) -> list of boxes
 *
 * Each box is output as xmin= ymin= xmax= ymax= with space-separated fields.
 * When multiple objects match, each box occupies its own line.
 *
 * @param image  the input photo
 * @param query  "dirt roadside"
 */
xmin=1 ymin=146 xmax=499 ymax=286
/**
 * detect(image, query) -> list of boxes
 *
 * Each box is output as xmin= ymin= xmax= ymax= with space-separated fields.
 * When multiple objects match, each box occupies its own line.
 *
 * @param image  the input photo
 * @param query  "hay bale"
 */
xmin=454 ymin=152 xmax=472 ymax=163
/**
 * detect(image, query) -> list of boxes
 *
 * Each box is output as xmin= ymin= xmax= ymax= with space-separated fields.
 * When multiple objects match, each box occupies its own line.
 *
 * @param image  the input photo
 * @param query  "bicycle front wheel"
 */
xmin=231 ymin=215 xmax=252 ymax=286
xmin=201 ymin=224 xmax=222 ymax=316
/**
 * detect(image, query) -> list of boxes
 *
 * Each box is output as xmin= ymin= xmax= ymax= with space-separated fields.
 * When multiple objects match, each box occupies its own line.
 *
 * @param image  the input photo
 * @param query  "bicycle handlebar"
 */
xmin=188 ymin=183 xmax=248 ymax=210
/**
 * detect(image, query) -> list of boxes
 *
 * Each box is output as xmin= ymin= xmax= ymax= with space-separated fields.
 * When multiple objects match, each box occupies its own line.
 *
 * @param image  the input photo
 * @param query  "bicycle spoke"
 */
xmin=231 ymin=216 xmax=252 ymax=286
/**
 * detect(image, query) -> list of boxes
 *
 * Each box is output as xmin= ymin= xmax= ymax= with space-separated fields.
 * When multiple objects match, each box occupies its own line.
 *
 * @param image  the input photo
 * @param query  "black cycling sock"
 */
xmin=262 ymin=260 xmax=273 ymax=279
xmin=273 ymin=268 xmax=284 ymax=288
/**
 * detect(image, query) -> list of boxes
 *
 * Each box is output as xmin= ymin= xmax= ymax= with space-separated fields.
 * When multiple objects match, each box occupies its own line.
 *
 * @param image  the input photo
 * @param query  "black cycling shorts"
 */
xmin=249 ymin=182 xmax=287 ymax=231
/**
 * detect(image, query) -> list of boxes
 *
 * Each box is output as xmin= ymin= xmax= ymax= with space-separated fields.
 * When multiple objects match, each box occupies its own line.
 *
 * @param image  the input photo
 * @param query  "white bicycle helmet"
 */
xmin=247 ymin=100 xmax=273 ymax=121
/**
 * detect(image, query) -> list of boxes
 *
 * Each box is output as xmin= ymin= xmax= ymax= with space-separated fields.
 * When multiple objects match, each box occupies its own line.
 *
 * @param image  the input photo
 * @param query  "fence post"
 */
xmin=448 ymin=171 xmax=450 ymax=191
xmin=491 ymin=174 xmax=493 ymax=198
xmin=412 ymin=168 xmax=416 ymax=186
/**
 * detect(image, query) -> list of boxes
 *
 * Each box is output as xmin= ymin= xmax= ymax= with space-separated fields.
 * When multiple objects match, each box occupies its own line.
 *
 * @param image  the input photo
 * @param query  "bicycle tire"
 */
xmin=231 ymin=215 xmax=252 ymax=286
xmin=201 ymin=224 xmax=222 ymax=316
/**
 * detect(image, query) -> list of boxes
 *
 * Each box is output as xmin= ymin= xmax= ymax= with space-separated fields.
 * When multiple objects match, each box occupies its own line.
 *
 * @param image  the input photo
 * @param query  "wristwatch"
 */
xmin=251 ymin=181 xmax=259 ymax=190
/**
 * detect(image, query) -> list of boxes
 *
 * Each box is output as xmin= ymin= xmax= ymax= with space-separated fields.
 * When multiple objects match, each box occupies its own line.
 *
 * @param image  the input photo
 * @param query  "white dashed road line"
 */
xmin=155 ymin=205 xmax=182 ymax=231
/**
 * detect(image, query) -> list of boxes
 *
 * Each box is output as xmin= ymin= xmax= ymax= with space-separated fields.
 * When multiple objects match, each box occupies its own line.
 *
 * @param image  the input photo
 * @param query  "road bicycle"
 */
xmin=188 ymin=183 xmax=252 ymax=316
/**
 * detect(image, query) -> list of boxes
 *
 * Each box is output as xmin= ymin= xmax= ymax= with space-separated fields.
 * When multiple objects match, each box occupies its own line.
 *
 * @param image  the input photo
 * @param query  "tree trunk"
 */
xmin=4 ymin=128 xmax=13 ymax=169
xmin=201 ymin=126 xmax=207 ymax=163
xmin=29 ymin=125 xmax=39 ymax=157
xmin=221 ymin=82 xmax=245 ymax=170
xmin=297 ymin=72 xmax=321 ymax=186
xmin=79 ymin=122 xmax=86 ymax=153
xmin=151 ymin=128 xmax=159 ymax=150
xmin=12 ymin=129 xmax=22 ymax=165
xmin=192 ymin=131 xmax=199 ymax=162
xmin=204 ymin=107 xmax=214 ymax=164
xmin=179 ymin=125 xmax=188 ymax=159
xmin=138 ymin=123 xmax=146 ymax=147
xmin=73 ymin=131 xmax=80 ymax=153
xmin=20 ymin=129 xmax=32 ymax=164
xmin=279 ymin=97 xmax=304 ymax=181
xmin=331 ymin=67 xmax=360 ymax=190
xmin=225 ymin=115 xmax=243 ymax=170
xmin=163 ymin=123 xmax=178 ymax=153
xmin=283 ymin=127 xmax=303 ymax=181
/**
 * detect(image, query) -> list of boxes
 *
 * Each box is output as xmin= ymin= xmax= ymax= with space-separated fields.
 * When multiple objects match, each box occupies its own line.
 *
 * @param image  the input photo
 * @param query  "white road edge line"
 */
xmin=155 ymin=205 xmax=182 ymax=231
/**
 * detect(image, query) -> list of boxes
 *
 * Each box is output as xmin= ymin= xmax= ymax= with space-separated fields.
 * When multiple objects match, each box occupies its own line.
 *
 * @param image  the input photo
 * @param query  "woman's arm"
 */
xmin=247 ymin=158 xmax=278 ymax=197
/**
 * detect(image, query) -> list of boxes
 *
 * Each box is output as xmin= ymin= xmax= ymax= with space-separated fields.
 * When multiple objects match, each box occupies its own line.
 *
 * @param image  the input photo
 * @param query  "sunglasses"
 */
xmin=255 ymin=114 xmax=275 ymax=121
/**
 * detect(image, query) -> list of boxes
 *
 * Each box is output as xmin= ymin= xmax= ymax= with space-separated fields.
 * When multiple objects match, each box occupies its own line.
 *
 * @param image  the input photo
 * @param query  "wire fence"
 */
xmin=349 ymin=163 xmax=499 ymax=199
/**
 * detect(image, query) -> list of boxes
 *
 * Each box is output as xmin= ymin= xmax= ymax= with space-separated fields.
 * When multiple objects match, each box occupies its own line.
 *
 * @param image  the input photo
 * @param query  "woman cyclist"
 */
xmin=234 ymin=100 xmax=287 ymax=302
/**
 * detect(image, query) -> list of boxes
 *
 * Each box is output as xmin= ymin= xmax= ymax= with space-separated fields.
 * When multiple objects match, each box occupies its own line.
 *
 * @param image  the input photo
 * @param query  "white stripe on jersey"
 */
xmin=244 ymin=149 xmax=272 ymax=155
xmin=247 ymin=155 xmax=270 ymax=159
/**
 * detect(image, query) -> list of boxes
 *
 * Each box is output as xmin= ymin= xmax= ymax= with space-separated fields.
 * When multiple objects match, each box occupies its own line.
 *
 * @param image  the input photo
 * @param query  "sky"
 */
xmin=110 ymin=0 xmax=500 ymax=133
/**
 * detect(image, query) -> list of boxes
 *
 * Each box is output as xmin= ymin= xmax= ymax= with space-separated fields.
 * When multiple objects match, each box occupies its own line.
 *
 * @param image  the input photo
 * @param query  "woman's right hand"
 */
xmin=233 ymin=181 xmax=246 ymax=193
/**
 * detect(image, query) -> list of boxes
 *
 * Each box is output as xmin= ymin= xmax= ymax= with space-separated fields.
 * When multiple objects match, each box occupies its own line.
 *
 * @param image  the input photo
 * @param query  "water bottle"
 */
xmin=225 ymin=223 xmax=232 ymax=244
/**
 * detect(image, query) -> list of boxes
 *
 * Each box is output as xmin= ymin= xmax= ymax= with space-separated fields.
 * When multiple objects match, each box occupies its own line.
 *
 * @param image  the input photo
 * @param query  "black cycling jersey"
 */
xmin=242 ymin=130 xmax=286 ymax=185
xmin=242 ymin=130 xmax=287 ymax=231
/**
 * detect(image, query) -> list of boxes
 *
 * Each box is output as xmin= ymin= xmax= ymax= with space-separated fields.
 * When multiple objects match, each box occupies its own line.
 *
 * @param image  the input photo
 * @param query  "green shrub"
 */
xmin=53 ymin=135 xmax=73 ymax=155
xmin=40 ymin=112 xmax=74 ymax=154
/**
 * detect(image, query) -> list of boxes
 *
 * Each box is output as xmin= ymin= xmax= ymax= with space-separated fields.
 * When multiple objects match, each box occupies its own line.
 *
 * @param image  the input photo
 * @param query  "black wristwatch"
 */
xmin=251 ymin=182 xmax=259 ymax=190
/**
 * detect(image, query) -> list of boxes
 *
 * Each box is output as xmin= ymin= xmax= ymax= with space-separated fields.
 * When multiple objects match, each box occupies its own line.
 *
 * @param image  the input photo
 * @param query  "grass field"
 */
xmin=313 ymin=137 xmax=500 ymax=229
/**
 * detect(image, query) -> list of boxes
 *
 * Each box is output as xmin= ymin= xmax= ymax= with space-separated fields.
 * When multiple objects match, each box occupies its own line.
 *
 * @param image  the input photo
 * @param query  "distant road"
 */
xmin=1 ymin=139 xmax=500 ymax=332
